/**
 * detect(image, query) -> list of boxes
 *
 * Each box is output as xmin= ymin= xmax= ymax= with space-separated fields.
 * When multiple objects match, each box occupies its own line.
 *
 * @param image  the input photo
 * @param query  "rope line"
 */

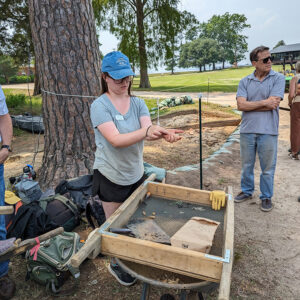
xmin=41 ymin=88 xmax=98 ymax=98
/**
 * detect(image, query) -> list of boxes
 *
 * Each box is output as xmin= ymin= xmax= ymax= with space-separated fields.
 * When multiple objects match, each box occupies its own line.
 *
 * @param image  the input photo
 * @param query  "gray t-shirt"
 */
xmin=236 ymin=70 xmax=285 ymax=135
xmin=90 ymin=94 xmax=150 ymax=185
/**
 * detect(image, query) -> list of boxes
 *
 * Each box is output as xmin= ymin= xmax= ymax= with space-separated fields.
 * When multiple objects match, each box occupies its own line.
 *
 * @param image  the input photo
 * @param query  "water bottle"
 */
xmin=23 ymin=165 xmax=32 ymax=180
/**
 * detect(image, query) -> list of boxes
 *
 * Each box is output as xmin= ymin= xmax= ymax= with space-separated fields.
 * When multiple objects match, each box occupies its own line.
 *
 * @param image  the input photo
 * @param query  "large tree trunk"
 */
xmin=33 ymin=59 xmax=41 ymax=96
xmin=28 ymin=0 xmax=101 ymax=189
xmin=136 ymin=0 xmax=151 ymax=88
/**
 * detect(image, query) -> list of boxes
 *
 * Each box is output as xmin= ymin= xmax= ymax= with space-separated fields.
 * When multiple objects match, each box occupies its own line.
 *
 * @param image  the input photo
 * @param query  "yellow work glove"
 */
xmin=209 ymin=190 xmax=226 ymax=210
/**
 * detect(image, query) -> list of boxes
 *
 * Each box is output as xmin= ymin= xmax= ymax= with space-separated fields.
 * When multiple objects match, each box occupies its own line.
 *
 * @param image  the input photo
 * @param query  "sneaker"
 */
xmin=288 ymin=148 xmax=300 ymax=154
xmin=0 ymin=274 xmax=16 ymax=300
xmin=234 ymin=191 xmax=252 ymax=203
xmin=108 ymin=263 xmax=137 ymax=286
xmin=289 ymin=153 xmax=299 ymax=160
xmin=261 ymin=198 xmax=273 ymax=212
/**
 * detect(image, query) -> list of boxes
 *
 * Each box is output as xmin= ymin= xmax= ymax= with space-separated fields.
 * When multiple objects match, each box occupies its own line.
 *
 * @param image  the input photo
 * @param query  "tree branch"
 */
xmin=144 ymin=7 xmax=156 ymax=18
xmin=124 ymin=0 xmax=137 ymax=12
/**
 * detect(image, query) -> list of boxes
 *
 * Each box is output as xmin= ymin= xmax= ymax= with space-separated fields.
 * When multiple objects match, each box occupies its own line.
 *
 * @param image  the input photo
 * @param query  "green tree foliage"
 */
xmin=0 ymin=0 xmax=41 ymax=94
xmin=198 ymin=12 xmax=250 ymax=67
xmin=0 ymin=55 xmax=18 ymax=83
xmin=274 ymin=40 xmax=285 ymax=49
xmin=0 ymin=0 xmax=32 ymax=65
xmin=92 ymin=0 xmax=197 ymax=87
xmin=165 ymin=53 xmax=178 ymax=74
xmin=161 ymin=11 xmax=198 ymax=75
xmin=179 ymin=38 xmax=220 ymax=72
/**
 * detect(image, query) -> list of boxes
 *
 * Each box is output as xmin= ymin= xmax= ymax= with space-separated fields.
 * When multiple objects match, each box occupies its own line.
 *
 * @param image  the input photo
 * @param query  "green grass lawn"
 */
xmin=3 ymin=88 xmax=42 ymax=115
xmin=144 ymin=99 xmax=238 ymax=120
xmin=132 ymin=65 xmax=284 ymax=93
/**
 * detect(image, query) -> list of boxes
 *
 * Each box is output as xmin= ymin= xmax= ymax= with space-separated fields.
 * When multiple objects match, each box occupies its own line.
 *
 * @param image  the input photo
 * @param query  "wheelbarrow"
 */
xmin=116 ymin=258 xmax=218 ymax=300
xmin=71 ymin=175 xmax=234 ymax=299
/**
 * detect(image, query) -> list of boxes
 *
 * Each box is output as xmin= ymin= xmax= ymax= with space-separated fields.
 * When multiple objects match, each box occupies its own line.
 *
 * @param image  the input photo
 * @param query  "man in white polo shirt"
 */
xmin=0 ymin=85 xmax=14 ymax=299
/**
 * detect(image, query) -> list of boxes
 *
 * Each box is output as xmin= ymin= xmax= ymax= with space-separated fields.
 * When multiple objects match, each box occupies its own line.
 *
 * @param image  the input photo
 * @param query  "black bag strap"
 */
xmin=85 ymin=202 xmax=96 ymax=229
xmin=46 ymin=278 xmax=79 ymax=297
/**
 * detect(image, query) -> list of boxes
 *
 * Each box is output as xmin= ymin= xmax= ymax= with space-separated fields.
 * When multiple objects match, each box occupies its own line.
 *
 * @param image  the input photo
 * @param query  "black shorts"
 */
xmin=92 ymin=169 xmax=147 ymax=203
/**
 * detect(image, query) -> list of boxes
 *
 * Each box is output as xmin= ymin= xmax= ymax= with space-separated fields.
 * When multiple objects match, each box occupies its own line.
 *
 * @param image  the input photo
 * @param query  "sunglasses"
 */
xmin=107 ymin=75 xmax=133 ymax=84
xmin=257 ymin=56 xmax=274 ymax=64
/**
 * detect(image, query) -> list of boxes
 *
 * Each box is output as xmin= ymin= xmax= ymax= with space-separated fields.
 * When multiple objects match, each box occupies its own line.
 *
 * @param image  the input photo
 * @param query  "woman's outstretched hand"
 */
xmin=146 ymin=125 xmax=169 ymax=140
xmin=145 ymin=125 xmax=183 ymax=143
xmin=163 ymin=128 xmax=184 ymax=143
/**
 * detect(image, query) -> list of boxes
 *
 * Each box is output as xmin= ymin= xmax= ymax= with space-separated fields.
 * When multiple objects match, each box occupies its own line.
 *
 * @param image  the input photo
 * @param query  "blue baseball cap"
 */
xmin=101 ymin=51 xmax=135 ymax=80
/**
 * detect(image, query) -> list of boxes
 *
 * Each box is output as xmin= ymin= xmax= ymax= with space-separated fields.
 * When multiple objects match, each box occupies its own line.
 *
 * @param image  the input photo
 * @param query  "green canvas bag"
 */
xmin=26 ymin=232 xmax=83 ymax=294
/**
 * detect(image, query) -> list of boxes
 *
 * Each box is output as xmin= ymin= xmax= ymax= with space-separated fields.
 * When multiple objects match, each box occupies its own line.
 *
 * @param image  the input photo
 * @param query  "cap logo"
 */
xmin=116 ymin=57 xmax=127 ymax=66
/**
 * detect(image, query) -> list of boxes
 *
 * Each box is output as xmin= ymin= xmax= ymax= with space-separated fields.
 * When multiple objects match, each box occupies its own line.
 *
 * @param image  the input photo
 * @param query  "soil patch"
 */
xmin=144 ymin=110 xmax=238 ymax=170
xmin=5 ymin=131 xmax=44 ymax=181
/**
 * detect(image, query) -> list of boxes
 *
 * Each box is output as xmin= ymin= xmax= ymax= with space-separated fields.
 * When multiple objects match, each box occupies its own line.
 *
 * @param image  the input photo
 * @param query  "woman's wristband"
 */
xmin=145 ymin=125 xmax=152 ymax=137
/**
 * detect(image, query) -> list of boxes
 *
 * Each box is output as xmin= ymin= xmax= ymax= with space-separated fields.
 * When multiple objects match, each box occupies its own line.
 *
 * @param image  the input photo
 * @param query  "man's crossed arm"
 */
xmin=237 ymin=96 xmax=281 ymax=112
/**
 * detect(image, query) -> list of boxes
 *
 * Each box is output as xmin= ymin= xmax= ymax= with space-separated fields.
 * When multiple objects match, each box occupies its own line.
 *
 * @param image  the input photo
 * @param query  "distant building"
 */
xmin=271 ymin=43 xmax=300 ymax=70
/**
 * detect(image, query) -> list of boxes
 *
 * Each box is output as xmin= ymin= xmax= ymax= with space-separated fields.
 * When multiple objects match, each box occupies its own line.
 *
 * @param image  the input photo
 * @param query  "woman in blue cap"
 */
xmin=90 ymin=51 xmax=182 ymax=286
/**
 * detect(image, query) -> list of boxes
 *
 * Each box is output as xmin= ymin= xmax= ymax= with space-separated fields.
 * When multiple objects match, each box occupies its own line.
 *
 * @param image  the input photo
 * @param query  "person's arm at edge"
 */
xmin=0 ymin=113 xmax=13 ymax=164
xmin=288 ymin=77 xmax=296 ymax=105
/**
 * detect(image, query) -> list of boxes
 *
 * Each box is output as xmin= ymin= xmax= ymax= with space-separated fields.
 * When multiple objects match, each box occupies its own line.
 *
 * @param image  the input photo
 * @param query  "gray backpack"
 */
xmin=14 ymin=179 xmax=42 ymax=204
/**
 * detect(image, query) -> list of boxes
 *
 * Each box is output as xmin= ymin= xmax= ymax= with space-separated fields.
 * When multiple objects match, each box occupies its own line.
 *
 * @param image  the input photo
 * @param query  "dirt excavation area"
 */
xmin=143 ymin=109 xmax=239 ymax=170
xmin=4 ymin=100 xmax=300 ymax=300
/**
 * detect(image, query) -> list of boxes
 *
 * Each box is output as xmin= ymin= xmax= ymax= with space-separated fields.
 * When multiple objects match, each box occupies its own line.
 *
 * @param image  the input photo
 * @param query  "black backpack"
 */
xmin=7 ymin=201 xmax=57 ymax=240
xmin=55 ymin=175 xmax=106 ymax=228
xmin=7 ymin=195 xmax=80 ymax=240
xmin=86 ymin=195 xmax=106 ymax=228
xmin=39 ymin=194 xmax=80 ymax=232
xmin=55 ymin=175 xmax=93 ymax=211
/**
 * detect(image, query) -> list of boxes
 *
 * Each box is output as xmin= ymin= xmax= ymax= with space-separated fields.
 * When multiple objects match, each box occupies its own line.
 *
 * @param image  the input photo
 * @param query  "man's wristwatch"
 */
xmin=1 ymin=145 xmax=12 ymax=152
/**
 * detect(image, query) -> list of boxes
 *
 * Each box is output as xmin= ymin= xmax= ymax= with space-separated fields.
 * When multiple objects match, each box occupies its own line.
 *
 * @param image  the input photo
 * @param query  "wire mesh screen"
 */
xmin=128 ymin=195 xmax=225 ymax=257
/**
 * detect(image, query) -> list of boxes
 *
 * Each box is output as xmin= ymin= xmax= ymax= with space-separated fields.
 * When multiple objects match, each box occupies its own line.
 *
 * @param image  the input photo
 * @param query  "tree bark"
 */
xmin=33 ymin=59 xmax=41 ymax=95
xmin=136 ymin=0 xmax=151 ymax=88
xmin=28 ymin=0 xmax=101 ymax=189
xmin=171 ymin=61 xmax=174 ymax=75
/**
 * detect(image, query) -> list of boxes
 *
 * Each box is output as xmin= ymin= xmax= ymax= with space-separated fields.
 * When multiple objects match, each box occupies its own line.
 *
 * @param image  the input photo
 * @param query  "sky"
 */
xmin=98 ymin=0 xmax=300 ymax=72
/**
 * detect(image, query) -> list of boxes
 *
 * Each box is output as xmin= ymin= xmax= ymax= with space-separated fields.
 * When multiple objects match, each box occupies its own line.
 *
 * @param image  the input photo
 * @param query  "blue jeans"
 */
xmin=0 ymin=164 xmax=9 ymax=277
xmin=240 ymin=133 xmax=278 ymax=200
